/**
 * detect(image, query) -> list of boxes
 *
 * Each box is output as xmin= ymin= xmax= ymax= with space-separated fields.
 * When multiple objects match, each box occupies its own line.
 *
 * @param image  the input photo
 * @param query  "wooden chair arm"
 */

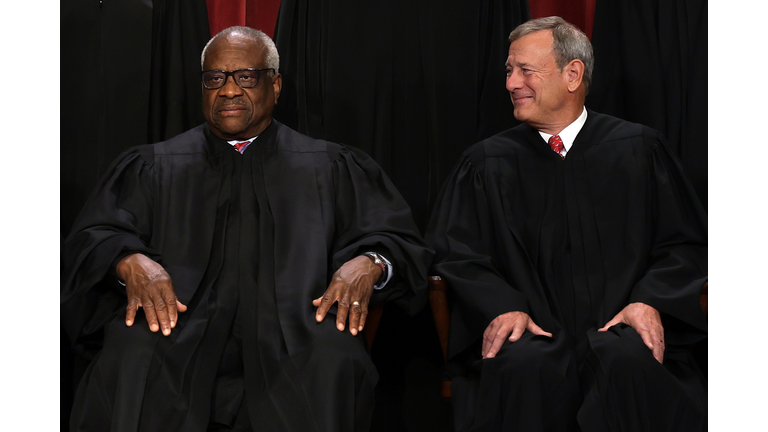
xmin=428 ymin=276 xmax=450 ymax=362
xmin=428 ymin=276 xmax=452 ymax=400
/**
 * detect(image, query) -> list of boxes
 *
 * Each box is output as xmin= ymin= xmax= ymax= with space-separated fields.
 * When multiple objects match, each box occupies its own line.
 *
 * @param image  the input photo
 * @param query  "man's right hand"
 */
xmin=482 ymin=311 xmax=552 ymax=359
xmin=116 ymin=253 xmax=187 ymax=336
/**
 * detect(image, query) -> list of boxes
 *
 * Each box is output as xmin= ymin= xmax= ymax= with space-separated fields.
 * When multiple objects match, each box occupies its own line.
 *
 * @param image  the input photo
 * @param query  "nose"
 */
xmin=219 ymin=75 xmax=244 ymax=98
xmin=506 ymin=70 xmax=523 ymax=93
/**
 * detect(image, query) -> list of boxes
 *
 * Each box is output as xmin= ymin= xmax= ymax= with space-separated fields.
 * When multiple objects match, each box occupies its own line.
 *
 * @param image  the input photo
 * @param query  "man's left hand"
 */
xmin=312 ymin=255 xmax=383 ymax=336
xmin=599 ymin=302 xmax=665 ymax=363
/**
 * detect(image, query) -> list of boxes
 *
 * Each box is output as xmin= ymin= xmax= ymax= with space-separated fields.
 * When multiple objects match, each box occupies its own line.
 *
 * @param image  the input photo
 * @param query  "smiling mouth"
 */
xmin=512 ymin=95 xmax=532 ymax=105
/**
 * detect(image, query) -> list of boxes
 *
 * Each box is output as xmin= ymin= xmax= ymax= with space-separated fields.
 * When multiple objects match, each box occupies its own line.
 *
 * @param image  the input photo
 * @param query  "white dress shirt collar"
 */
xmin=227 ymin=136 xmax=258 ymax=147
xmin=538 ymin=106 xmax=588 ymax=157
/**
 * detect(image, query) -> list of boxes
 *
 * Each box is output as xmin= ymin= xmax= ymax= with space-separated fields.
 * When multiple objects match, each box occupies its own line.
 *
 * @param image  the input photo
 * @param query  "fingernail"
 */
xmin=337 ymin=323 xmax=344 ymax=331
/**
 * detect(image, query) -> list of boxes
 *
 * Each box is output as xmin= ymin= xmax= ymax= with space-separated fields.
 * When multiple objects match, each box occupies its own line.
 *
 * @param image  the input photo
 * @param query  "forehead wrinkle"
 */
xmin=506 ymin=58 xmax=537 ymax=70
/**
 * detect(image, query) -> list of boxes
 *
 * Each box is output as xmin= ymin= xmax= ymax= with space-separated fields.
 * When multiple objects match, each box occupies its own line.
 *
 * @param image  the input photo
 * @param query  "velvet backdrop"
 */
xmin=588 ymin=0 xmax=708 ymax=209
xmin=61 ymin=1 xmax=707 ymax=430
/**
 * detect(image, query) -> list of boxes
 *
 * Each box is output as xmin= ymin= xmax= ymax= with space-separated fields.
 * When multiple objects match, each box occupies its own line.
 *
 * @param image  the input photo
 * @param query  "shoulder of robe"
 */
xmin=272 ymin=120 xmax=339 ymax=155
xmin=152 ymin=124 xmax=209 ymax=155
xmin=584 ymin=109 xmax=667 ymax=146
xmin=460 ymin=123 xmax=533 ymax=170
xmin=270 ymin=120 xmax=379 ymax=167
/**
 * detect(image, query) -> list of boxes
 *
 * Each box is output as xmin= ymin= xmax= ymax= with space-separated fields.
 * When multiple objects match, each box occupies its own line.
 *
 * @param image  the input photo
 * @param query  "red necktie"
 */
xmin=233 ymin=141 xmax=250 ymax=154
xmin=548 ymin=135 xmax=565 ymax=159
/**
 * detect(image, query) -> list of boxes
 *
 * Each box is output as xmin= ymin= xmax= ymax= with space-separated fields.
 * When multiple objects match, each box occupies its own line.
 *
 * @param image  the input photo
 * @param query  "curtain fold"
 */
xmin=530 ymin=0 xmax=596 ymax=38
xmin=587 ymin=0 xmax=707 ymax=208
xmin=147 ymin=0 xmax=211 ymax=143
xmin=272 ymin=0 xmax=530 ymax=232
xmin=206 ymin=0 xmax=281 ymax=37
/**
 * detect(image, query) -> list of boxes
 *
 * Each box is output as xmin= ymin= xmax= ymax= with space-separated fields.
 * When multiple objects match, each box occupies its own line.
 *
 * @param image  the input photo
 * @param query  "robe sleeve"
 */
xmin=425 ymin=148 xmax=531 ymax=358
xmin=61 ymin=145 xmax=161 ymax=357
xmin=328 ymin=146 xmax=434 ymax=315
xmin=628 ymin=130 xmax=708 ymax=345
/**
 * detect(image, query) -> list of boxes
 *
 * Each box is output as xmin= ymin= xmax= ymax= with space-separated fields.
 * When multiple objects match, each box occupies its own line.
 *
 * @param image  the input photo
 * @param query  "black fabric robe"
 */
xmin=426 ymin=109 xmax=707 ymax=431
xmin=61 ymin=120 xmax=433 ymax=432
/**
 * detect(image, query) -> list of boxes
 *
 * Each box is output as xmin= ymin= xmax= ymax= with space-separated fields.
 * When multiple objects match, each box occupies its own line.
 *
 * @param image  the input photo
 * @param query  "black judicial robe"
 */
xmin=426 ymin=110 xmax=707 ymax=427
xmin=61 ymin=120 xmax=432 ymax=432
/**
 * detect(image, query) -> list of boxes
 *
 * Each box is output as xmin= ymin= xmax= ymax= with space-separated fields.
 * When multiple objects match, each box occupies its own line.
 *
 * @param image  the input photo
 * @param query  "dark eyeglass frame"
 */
xmin=201 ymin=68 xmax=276 ymax=89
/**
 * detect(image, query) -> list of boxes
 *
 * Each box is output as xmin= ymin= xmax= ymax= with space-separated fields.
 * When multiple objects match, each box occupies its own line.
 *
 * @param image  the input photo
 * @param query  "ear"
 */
xmin=272 ymin=73 xmax=283 ymax=104
xmin=564 ymin=59 xmax=585 ymax=93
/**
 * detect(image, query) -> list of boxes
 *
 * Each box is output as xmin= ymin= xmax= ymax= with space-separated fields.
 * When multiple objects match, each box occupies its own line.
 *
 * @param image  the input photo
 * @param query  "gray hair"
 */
xmin=201 ymin=26 xmax=280 ymax=73
xmin=508 ymin=16 xmax=594 ymax=94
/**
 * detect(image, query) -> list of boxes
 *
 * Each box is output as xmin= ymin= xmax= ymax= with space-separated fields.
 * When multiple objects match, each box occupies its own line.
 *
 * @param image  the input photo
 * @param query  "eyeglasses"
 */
xmin=201 ymin=68 xmax=275 ymax=89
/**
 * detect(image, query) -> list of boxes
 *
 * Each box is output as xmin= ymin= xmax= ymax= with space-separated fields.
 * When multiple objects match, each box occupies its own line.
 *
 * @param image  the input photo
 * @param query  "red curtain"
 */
xmin=529 ymin=0 xmax=596 ymax=39
xmin=206 ymin=0 xmax=282 ymax=37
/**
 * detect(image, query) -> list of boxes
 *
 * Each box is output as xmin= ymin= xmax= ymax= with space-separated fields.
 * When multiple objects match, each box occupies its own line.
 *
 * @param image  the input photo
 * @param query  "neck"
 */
xmin=535 ymin=104 xmax=584 ymax=135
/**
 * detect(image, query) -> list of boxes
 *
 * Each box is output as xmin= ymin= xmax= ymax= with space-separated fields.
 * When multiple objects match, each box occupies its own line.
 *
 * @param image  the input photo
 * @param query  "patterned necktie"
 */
xmin=233 ymin=141 xmax=250 ymax=154
xmin=548 ymin=135 xmax=565 ymax=159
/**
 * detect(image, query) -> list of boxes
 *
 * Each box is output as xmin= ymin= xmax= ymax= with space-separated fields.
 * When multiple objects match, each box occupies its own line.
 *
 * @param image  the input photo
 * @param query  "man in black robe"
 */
xmin=426 ymin=16 xmax=707 ymax=432
xmin=61 ymin=26 xmax=432 ymax=432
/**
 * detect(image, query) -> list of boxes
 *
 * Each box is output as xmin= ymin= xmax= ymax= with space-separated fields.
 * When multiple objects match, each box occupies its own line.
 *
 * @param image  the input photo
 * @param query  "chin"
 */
xmin=216 ymin=121 xmax=249 ymax=135
xmin=512 ymin=110 xmax=529 ymax=123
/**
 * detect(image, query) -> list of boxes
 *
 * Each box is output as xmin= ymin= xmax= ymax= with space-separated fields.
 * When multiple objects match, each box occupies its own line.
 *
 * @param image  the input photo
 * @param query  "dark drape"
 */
xmin=61 ymin=1 xmax=210 ymax=430
xmin=147 ymin=0 xmax=211 ymax=143
xmin=60 ymin=0 xmax=153 ymax=236
xmin=273 ymin=0 xmax=530 ymax=233
xmin=587 ymin=0 xmax=708 ymax=208
xmin=61 ymin=0 xmax=209 ymax=236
